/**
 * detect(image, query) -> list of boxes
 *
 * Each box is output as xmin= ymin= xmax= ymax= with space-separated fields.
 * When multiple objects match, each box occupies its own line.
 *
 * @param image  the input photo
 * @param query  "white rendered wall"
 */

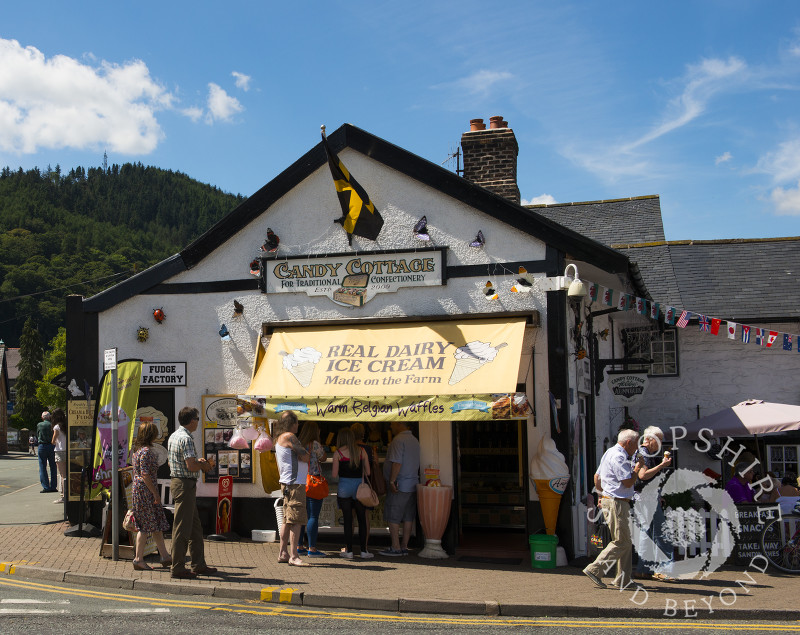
xmin=94 ymin=150 xmax=552 ymax=499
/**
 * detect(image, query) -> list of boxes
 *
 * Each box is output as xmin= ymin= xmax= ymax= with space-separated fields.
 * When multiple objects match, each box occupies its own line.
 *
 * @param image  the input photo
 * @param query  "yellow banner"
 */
xmin=238 ymin=393 xmax=531 ymax=422
xmin=247 ymin=318 xmax=526 ymax=397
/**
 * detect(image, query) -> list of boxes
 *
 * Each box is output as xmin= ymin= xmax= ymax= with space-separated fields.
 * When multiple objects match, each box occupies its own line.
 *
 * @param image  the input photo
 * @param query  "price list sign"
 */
xmin=201 ymin=394 xmax=253 ymax=484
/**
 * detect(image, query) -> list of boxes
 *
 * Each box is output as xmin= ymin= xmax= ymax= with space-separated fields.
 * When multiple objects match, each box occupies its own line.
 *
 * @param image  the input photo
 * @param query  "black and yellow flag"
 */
xmin=323 ymin=131 xmax=384 ymax=244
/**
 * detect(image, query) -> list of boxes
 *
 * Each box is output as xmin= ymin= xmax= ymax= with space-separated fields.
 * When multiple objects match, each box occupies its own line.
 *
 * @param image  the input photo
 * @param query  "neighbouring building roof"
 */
xmin=4 ymin=348 xmax=20 ymax=381
xmin=528 ymin=198 xmax=800 ymax=321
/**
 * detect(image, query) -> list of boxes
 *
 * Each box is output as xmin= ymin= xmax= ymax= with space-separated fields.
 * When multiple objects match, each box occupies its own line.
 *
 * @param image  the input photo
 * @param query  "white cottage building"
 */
xmin=66 ymin=119 xmax=647 ymax=559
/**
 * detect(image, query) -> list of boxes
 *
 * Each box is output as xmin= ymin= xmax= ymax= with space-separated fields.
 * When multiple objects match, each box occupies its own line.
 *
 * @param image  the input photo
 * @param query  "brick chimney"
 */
xmin=460 ymin=116 xmax=520 ymax=204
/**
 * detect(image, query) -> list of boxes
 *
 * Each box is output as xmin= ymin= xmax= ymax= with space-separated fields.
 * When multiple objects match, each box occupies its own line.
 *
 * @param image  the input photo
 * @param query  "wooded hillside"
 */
xmin=0 ymin=163 xmax=244 ymax=347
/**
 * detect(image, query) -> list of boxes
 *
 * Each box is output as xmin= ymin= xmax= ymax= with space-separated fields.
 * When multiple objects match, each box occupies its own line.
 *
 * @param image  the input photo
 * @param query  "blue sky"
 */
xmin=2 ymin=1 xmax=800 ymax=240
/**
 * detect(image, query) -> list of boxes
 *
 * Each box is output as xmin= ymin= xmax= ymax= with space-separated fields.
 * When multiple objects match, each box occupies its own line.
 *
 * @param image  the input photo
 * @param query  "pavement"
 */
xmin=1 ymin=451 xmax=799 ymax=621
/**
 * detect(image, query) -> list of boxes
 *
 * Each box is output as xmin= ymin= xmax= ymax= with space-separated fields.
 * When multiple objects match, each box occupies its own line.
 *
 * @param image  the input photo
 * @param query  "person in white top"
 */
xmin=583 ymin=429 xmax=643 ymax=589
xmin=50 ymin=409 xmax=67 ymax=504
xmin=275 ymin=410 xmax=310 ymax=567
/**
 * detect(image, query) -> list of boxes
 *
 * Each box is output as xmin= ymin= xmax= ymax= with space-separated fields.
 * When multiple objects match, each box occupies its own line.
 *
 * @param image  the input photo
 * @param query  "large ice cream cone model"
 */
xmin=533 ymin=478 xmax=569 ymax=535
xmin=416 ymin=484 xmax=452 ymax=559
xmin=531 ymin=437 xmax=570 ymax=535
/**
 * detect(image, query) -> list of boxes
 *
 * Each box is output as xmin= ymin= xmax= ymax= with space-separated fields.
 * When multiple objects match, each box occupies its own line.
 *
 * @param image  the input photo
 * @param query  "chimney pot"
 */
xmin=469 ymin=118 xmax=486 ymax=131
xmin=489 ymin=115 xmax=503 ymax=129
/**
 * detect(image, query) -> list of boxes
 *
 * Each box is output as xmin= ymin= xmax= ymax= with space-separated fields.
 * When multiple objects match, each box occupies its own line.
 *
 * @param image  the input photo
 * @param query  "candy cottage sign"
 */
xmin=264 ymin=248 xmax=445 ymax=307
xmin=606 ymin=370 xmax=649 ymax=405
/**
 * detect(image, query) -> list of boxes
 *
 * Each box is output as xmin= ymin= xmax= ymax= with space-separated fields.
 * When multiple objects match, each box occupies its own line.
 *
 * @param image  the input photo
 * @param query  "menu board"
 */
xmin=201 ymin=394 xmax=253 ymax=484
xmin=67 ymin=400 xmax=95 ymax=501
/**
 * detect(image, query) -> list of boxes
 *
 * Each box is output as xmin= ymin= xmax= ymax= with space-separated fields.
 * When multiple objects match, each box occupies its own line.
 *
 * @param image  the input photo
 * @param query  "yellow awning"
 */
xmin=242 ymin=317 xmax=529 ymax=422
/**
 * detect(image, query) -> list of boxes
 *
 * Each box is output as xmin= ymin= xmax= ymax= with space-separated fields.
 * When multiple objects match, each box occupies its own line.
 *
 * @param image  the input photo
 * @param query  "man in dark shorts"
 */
xmin=379 ymin=421 xmax=420 ymax=556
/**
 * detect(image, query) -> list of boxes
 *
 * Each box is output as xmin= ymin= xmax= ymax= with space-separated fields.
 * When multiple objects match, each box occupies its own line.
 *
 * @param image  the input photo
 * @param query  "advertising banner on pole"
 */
xmin=89 ymin=359 xmax=143 ymax=499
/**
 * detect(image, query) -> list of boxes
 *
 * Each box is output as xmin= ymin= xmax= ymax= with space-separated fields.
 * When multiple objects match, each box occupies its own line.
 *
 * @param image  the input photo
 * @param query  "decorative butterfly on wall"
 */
xmin=260 ymin=228 xmax=280 ymax=253
xmin=413 ymin=215 xmax=430 ymax=241
xmin=219 ymin=324 xmax=231 ymax=341
xmin=470 ymin=231 xmax=485 ymax=248
xmin=233 ymin=300 xmax=244 ymax=316
xmin=510 ymin=266 xmax=533 ymax=293
xmin=484 ymin=280 xmax=498 ymax=300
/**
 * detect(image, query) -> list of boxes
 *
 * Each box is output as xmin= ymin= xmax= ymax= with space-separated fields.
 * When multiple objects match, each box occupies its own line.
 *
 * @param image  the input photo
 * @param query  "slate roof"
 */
xmin=528 ymin=197 xmax=800 ymax=321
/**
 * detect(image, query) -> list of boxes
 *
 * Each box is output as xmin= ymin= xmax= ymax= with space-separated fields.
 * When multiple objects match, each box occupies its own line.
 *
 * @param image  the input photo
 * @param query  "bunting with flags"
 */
xmin=323 ymin=130 xmax=384 ymax=245
xmin=767 ymin=331 xmax=779 ymax=348
xmin=551 ymin=275 xmax=800 ymax=355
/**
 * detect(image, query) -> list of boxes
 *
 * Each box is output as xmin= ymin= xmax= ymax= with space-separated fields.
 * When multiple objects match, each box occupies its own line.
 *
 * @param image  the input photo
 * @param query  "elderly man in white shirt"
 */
xmin=583 ymin=428 xmax=643 ymax=589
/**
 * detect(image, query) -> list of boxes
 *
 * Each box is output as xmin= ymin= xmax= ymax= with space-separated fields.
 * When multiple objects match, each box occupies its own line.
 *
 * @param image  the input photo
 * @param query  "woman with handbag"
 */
xmin=131 ymin=421 xmax=172 ymax=571
xmin=332 ymin=427 xmax=372 ymax=559
xmin=350 ymin=422 xmax=382 ymax=552
xmin=297 ymin=421 xmax=327 ymax=557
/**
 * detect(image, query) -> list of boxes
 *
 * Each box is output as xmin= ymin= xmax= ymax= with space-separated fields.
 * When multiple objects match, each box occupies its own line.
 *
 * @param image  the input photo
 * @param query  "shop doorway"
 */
xmin=454 ymin=419 xmax=529 ymax=559
xmin=137 ymin=389 xmax=175 ymax=480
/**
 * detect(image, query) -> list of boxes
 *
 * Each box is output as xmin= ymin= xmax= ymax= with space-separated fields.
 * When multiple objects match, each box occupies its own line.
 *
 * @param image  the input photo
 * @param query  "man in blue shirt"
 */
xmin=583 ymin=428 xmax=642 ymax=589
xmin=379 ymin=421 xmax=420 ymax=557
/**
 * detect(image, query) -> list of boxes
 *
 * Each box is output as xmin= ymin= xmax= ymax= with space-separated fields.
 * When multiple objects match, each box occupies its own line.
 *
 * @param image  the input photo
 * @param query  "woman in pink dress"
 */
xmin=131 ymin=421 xmax=171 ymax=570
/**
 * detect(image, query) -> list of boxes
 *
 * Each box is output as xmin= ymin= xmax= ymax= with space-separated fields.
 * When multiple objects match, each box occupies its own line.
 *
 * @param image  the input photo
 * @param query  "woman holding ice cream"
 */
xmin=631 ymin=426 xmax=673 ymax=581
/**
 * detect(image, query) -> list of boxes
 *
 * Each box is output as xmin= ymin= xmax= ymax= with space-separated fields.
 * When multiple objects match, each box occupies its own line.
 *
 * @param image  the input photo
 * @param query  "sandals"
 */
xmin=132 ymin=560 xmax=152 ymax=571
xmin=159 ymin=558 xmax=172 ymax=568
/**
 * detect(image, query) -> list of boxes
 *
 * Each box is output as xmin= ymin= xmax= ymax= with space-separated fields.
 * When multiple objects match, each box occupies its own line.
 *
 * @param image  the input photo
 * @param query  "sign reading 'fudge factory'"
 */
xmin=264 ymin=248 xmax=445 ymax=307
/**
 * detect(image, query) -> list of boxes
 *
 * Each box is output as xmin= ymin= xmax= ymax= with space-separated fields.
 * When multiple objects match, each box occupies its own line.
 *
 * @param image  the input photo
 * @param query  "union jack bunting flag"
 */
xmin=698 ymin=315 xmax=710 ymax=332
xmin=741 ymin=325 xmax=751 ymax=343
xmin=784 ymin=334 xmax=793 ymax=351
xmin=676 ymin=310 xmax=690 ymax=328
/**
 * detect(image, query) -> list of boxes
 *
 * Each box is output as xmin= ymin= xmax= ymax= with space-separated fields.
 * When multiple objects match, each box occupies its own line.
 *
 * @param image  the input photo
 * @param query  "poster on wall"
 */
xmin=201 ymin=394 xmax=253 ymax=484
xmin=67 ymin=399 xmax=95 ymax=502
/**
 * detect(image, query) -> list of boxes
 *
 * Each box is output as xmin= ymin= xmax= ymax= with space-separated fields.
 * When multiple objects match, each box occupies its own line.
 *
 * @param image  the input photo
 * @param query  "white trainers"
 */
xmin=52 ymin=497 xmax=64 ymax=504
xmin=339 ymin=551 xmax=353 ymax=559
xmin=360 ymin=551 xmax=374 ymax=559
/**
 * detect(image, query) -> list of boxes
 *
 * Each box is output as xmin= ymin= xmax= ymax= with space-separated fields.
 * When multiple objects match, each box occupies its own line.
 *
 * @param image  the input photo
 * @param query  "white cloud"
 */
xmin=715 ymin=152 xmax=732 ymax=165
xmin=432 ymin=69 xmax=515 ymax=98
xmin=627 ymin=57 xmax=746 ymax=151
xmin=522 ymin=194 xmax=557 ymax=205
xmin=205 ymin=83 xmax=243 ymax=123
xmin=232 ymin=71 xmax=251 ymax=91
xmin=0 ymin=38 xmax=175 ymax=155
xmin=756 ymin=137 xmax=800 ymax=183
xmin=770 ymin=181 xmax=800 ymax=215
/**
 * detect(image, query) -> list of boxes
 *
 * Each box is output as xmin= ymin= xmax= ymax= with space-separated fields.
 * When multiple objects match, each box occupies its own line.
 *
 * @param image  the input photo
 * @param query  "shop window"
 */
xmin=622 ymin=326 xmax=678 ymax=377
xmin=767 ymin=445 xmax=799 ymax=479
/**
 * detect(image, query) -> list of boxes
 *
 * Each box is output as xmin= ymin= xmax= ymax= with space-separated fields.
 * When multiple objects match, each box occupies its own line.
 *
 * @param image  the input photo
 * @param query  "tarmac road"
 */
xmin=0 ymin=451 xmax=66 ymax=525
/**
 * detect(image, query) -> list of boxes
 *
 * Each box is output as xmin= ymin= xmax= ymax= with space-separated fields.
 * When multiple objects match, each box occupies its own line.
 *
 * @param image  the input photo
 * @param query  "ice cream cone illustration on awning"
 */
xmin=448 ymin=341 xmax=507 ymax=385
xmin=280 ymin=347 xmax=322 ymax=387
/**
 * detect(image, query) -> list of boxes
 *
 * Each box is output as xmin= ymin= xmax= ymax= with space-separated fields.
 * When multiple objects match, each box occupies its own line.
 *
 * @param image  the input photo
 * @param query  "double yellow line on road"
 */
xmin=0 ymin=576 xmax=799 ymax=630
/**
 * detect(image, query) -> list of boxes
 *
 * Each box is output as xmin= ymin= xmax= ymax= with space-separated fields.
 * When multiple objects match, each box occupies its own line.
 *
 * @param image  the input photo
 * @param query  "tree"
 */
xmin=36 ymin=327 xmax=66 ymax=411
xmin=15 ymin=317 xmax=44 ymax=425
